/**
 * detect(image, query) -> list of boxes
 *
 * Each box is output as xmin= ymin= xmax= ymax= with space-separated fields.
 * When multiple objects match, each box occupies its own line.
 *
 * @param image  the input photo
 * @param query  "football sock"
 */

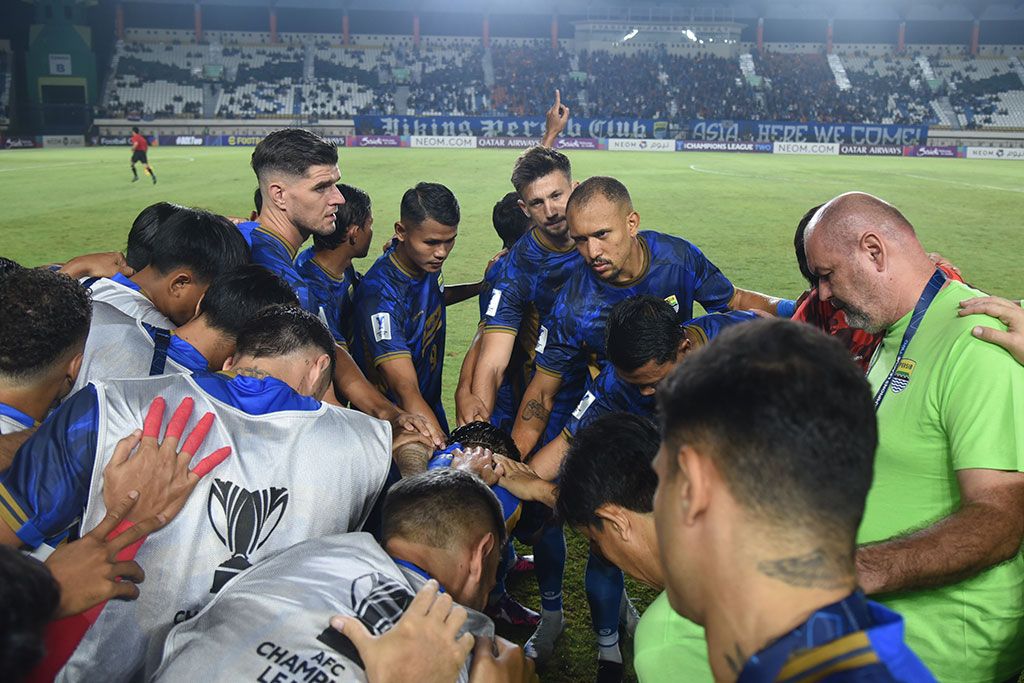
xmin=586 ymin=550 xmax=625 ymax=661
xmin=534 ymin=523 xmax=566 ymax=612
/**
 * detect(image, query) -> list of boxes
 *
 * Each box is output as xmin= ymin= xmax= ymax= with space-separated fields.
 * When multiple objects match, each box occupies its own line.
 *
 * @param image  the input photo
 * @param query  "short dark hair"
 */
xmin=491 ymin=192 xmax=531 ymax=249
xmin=566 ymin=176 xmax=632 ymax=215
xmin=198 ymin=265 xmax=299 ymax=338
xmin=251 ymin=128 xmax=338 ymax=183
xmin=131 ymin=126 xmax=140 ymax=134
xmin=794 ymin=204 xmax=824 ymax=288
xmin=448 ymin=421 xmax=522 ymax=462
xmin=511 ymin=146 xmax=571 ymax=195
xmin=606 ymin=296 xmax=684 ymax=372
xmin=313 ymin=184 xmax=372 ymax=251
xmin=126 ymin=202 xmax=184 ymax=271
xmin=145 ymin=207 xmax=249 ymax=284
xmin=557 ymin=413 xmax=660 ymax=530
xmin=0 ymin=257 xmax=23 ymax=278
xmin=0 ymin=269 xmax=92 ymax=382
xmin=382 ymin=469 xmax=507 ymax=551
xmin=400 ymin=182 xmax=460 ymax=229
xmin=235 ymin=305 xmax=336 ymax=378
xmin=0 ymin=546 xmax=60 ymax=680
xmin=253 ymin=187 xmax=262 ymax=214
xmin=658 ymin=319 xmax=876 ymax=544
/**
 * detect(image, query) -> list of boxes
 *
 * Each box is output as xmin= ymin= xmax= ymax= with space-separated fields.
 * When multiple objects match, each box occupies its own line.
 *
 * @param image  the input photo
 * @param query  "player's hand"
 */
xmin=329 ymin=580 xmax=474 ymax=683
xmin=469 ymin=636 xmax=538 ymax=682
xmin=225 ymin=215 xmax=251 ymax=225
xmin=45 ymin=491 xmax=164 ymax=617
xmin=495 ymin=455 xmax=554 ymax=505
xmin=485 ymin=249 xmax=508 ymax=276
xmin=103 ymin=396 xmax=232 ymax=523
xmin=391 ymin=411 xmax=445 ymax=448
xmin=959 ymin=296 xmax=1024 ymax=365
xmin=59 ymin=251 xmax=134 ymax=280
xmin=456 ymin=391 xmax=491 ymax=427
xmin=544 ymin=89 xmax=570 ymax=144
xmin=450 ymin=447 xmax=501 ymax=486
xmin=928 ymin=252 xmax=962 ymax=279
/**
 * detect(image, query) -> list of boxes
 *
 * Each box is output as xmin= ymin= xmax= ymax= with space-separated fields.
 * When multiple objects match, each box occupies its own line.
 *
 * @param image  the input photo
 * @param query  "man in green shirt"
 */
xmin=553 ymin=413 xmax=713 ymax=683
xmin=805 ymin=192 xmax=1024 ymax=683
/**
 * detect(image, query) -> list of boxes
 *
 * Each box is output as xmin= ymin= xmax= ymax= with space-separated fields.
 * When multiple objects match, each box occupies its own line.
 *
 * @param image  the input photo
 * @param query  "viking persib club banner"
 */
xmin=686 ymin=119 xmax=928 ymax=145
xmin=354 ymin=115 xmax=670 ymax=140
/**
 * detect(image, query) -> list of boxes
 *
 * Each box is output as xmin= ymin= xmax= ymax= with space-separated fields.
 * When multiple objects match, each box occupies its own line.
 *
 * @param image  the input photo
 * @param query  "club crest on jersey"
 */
xmin=372 ymin=312 xmax=392 ymax=342
xmin=664 ymin=295 xmax=679 ymax=313
xmin=207 ymin=479 xmax=289 ymax=593
xmin=891 ymin=359 xmax=916 ymax=394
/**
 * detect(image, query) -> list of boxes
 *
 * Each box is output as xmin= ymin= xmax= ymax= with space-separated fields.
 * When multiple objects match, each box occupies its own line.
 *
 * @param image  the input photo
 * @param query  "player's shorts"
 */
xmin=131 ymin=150 xmax=148 ymax=164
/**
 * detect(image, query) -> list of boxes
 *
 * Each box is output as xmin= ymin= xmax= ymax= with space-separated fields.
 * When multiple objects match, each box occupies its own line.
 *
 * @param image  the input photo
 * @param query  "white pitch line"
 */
xmin=898 ymin=172 xmax=1024 ymax=194
xmin=0 ymin=155 xmax=197 ymax=173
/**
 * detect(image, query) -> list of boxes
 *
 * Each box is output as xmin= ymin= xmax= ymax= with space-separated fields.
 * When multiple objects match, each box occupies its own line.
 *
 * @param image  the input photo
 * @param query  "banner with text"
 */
xmin=965 ymin=146 xmax=1024 ymax=160
xmin=407 ymin=135 xmax=479 ymax=149
xmin=346 ymin=135 xmax=403 ymax=148
xmin=773 ymin=142 xmax=840 ymax=156
xmin=42 ymin=135 xmax=85 ymax=148
xmin=688 ymin=120 xmax=927 ymax=145
xmin=677 ymin=140 xmax=773 ymax=153
xmin=0 ymin=136 xmax=38 ymax=149
xmin=903 ymin=145 xmax=961 ymax=158
xmin=838 ymin=144 xmax=903 ymax=156
xmin=607 ymin=138 xmax=675 ymax=152
xmin=355 ymin=115 xmax=668 ymax=140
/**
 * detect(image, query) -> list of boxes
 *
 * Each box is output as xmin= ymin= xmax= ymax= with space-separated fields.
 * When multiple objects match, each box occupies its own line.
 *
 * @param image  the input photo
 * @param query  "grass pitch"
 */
xmin=1 ymin=146 xmax=1022 ymax=681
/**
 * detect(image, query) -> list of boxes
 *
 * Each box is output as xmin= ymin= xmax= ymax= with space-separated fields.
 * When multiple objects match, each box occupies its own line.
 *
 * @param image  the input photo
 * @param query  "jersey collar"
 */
xmin=0 ymin=402 xmax=38 ymax=429
xmin=143 ymin=323 xmax=210 ymax=373
xmin=255 ymin=226 xmax=299 ymax=260
xmin=531 ymin=226 xmax=576 ymax=254
xmin=196 ymin=371 xmax=321 ymax=414
xmin=608 ymin=234 xmax=651 ymax=289
xmin=391 ymin=557 xmax=446 ymax=593
xmin=110 ymin=272 xmax=141 ymax=292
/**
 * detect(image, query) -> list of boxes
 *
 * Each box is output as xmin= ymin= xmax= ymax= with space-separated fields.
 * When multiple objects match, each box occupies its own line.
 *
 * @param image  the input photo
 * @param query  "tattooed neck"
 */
xmin=756 ymin=547 xmax=850 ymax=589
xmin=234 ymin=366 xmax=271 ymax=380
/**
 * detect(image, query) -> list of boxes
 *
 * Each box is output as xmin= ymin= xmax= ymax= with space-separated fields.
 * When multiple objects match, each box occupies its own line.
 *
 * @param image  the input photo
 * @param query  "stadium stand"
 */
xmin=98 ymin=29 xmax=1024 ymax=127
xmin=0 ymin=42 xmax=11 ymax=125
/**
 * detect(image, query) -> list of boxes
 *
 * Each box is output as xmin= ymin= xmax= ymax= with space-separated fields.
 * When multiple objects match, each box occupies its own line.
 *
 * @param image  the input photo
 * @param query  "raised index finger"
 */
xmin=554 ymin=89 xmax=561 ymax=107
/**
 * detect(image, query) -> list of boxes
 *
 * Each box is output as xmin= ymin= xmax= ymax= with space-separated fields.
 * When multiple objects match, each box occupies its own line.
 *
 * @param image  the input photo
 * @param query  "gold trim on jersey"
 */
xmin=611 ymin=234 xmax=651 ymax=289
xmin=255 ymin=227 xmax=298 ymax=260
xmin=532 ymin=226 xmax=576 ymax=254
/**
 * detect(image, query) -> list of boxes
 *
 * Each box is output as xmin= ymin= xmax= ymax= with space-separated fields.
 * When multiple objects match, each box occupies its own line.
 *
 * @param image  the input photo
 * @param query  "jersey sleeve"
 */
xmin=533 ymin=292 xmax=582 ymax=379
xmin=0 ymin=386 xmax=100 ymax=548
xmin=687 ymin=243 xmax=735 ymax=313
xmin=481 ymin=258 xmax=530 ymax=335
xmin=941 ymin=328 xmax=1024 ymax=473
xmin=354 ymin=280 xmax=411 ymax=366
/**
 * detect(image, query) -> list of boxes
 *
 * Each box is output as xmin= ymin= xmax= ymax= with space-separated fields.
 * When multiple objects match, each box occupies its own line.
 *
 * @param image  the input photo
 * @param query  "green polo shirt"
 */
xmin=860 ymin=280 xmax=1024 ymax=683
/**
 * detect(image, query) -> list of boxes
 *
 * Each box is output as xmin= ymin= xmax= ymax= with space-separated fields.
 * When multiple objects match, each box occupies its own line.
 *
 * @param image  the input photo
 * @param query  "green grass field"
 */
xmin=1 ymin=146 xmax=1022 ymax=681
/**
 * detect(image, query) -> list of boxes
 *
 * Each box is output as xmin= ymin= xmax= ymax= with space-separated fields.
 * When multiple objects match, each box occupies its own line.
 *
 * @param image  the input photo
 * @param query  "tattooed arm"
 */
xmin=509 ymin=372 xmax=562 ymax=458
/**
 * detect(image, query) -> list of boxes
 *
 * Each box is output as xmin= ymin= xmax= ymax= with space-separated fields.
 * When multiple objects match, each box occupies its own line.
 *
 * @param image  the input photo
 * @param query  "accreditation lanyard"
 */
xmin=872 ymin=268 xmax=946 ymax=411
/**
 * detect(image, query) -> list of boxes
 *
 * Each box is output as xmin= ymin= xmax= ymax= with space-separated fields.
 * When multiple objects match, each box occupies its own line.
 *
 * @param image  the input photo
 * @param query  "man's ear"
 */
xmin=677 ymin=337 xmax=694 ymax=359
xmin=862 ymin=232 xmax=886 ymax=272
xmin=677 ymin=444 xmax=711 ymax=527
xmin=394 ymin=221 xmax=407 ymax=242
xmin=222 ymin=355 xmax=237 ymax=372
xmin=65 ymin=351 xmax=85 ymax=388
xmin=517 ymin=198 xmax=530 ymax=218
xmin=305 ymin=353 xmax=333 ymax=398
xmin=595 ymin=503 xmax=632 ymax=542
xmin=627 ymin=210 xmax=641 ymax=237
xmin=168 ymin=271 xmax=193 ymax=297
xmin=468 ymin=531 xmax=497 ymax=588
xmin=268 ymin=180 xmax=288 ymax=211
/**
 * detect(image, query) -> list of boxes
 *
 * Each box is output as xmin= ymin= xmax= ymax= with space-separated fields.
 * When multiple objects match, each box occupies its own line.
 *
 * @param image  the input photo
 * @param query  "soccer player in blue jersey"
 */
xmin=511 ymin=175 xmax=783 ymax=459
xmin=0 ymin=269 xmax=91 ymax=435
xmin=243 ymin=129 xmax=441 ymax=446
xmin=295 ymin=183 xmax=374 ymax=348
xmin=456 ymin=191 xmax=534 ymax=429
xmin=653 ymin=319 xmax=934 ymax=682
xmin=352 ymin=182 xmax=483 ymax=437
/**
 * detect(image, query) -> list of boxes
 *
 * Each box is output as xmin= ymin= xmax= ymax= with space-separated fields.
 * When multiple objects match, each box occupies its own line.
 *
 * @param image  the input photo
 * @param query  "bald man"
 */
xmin=804 ymin=192 xmax=1024 ymax=683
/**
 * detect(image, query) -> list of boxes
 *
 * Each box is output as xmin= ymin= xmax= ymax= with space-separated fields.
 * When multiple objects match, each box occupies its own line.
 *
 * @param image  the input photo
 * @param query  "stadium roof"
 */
xmin=98 ymin=0 xmax=1024 ymax=22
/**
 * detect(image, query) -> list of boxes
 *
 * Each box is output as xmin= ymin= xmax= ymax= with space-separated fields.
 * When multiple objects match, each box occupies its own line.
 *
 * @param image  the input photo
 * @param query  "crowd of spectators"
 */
xmin=97 ymin=37 xmax=1024 ymax=126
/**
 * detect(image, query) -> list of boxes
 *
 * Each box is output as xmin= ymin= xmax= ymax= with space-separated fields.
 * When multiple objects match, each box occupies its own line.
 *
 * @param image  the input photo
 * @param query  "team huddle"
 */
xmin=1 ymin=114 xmax=1023 ymax=683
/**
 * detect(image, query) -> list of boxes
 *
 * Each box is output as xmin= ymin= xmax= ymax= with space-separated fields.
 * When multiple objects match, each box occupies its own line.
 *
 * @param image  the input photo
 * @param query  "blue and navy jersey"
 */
xmin=351 ymin=248 xmax=448 ymax=432
xmin=0 ymin=374 xmax=319 ymax=549
xmin=428 ymin=443 xmax=522 ymax=533
xmin=561 ymin=311 xmax=757 ymax=440
xmin=248 ymin=224 xmax=319 ymax=318
xmin=0 ymin=402 xmax=37 ymax=433
xmin=738 ymin=592 xmax=935 ymax=682
xmin=479 ymin=228 xmax=586 ymax=442
xmin=141 ymin=323 xmax=210 ymax=374
xmin=562 ymin=367 xmax=655 ymax=440
xmin=295 ymin=247 xmax=360 ymax=346
xmin=536 ymin=231 xmax=735 ymax=381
